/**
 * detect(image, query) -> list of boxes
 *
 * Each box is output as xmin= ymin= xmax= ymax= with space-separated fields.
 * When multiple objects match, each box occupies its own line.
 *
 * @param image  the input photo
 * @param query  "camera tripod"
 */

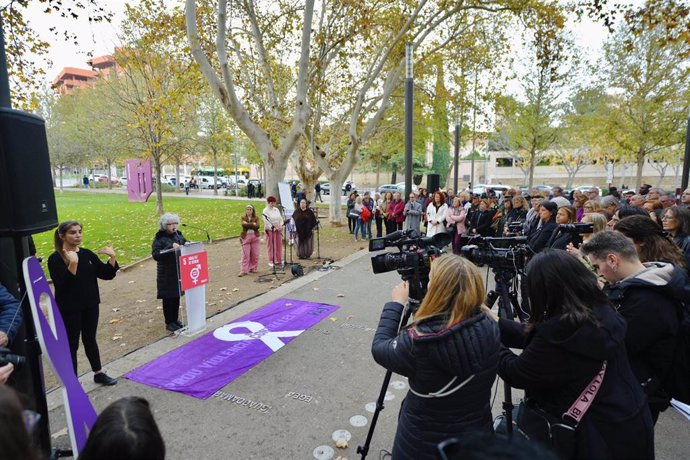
xmin=357 ymin=273 xmax=425 ymax=460
xmin=486 ymin=268 xmax=528 ymax=322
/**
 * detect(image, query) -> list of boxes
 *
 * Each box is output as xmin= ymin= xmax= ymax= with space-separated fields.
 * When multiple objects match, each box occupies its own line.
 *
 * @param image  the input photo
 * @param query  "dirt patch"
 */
xmin=42 ymin=225 xmax=370 ymax=389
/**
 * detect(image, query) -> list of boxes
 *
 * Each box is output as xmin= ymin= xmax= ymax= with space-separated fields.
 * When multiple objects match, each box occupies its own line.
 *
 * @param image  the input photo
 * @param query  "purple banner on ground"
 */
xmin=125 ymin=298 xmax=338 ymax=399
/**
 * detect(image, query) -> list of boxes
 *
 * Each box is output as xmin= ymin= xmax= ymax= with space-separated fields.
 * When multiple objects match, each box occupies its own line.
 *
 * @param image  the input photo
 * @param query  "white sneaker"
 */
xmin=268 ymin=262 xmax=274 ymax=267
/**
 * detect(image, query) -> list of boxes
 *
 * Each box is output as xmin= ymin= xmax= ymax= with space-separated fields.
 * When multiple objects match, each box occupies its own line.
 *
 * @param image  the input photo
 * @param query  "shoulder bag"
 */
xmin=515 ymin=361 xmax=607 ymax=460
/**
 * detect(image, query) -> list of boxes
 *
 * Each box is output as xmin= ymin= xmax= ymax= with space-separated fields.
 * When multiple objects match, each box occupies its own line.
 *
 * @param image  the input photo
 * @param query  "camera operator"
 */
xmin=484 ymin=249 xmax=653 ymax=459
xmin=0 ymin=283 xmax=22 ymax=384
xmin=527 ymin=201 xmax=557 ymax=253
xmin=371 ymin=254 xmax=499 ymax=459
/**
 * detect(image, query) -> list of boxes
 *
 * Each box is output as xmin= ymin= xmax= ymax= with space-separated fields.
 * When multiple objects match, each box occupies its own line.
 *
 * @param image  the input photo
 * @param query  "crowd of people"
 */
xmin=2 ymin=180 xmax=689 ymax=459
xmin=372 ymin=182 xmax=690 ymax=459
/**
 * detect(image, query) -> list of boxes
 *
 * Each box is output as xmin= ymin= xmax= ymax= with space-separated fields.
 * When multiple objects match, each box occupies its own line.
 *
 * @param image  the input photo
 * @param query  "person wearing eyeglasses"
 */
xmin=152 ymin=213 xmax=187 ymax=333
xmin=662 ymin=206 xmax=690 ymax=270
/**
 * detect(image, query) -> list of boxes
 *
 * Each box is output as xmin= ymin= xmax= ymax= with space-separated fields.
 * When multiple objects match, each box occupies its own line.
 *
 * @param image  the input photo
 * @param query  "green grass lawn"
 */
xmin=33 ymin=192 xmax=347 ymax=269
xmin=33 ymin=193 xmax=257 ymax=267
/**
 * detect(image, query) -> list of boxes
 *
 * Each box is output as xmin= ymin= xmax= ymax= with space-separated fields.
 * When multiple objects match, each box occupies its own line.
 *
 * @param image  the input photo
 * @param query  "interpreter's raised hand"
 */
xmin=98 ymin=246 xmax=116 ymax=258
xmin=481 ymin=304 xmax=499 ymax=322
xmin=63 ymin=249 xmax=78 ymax=264
xmin=392 ymin=281 xmax=409 ymax=305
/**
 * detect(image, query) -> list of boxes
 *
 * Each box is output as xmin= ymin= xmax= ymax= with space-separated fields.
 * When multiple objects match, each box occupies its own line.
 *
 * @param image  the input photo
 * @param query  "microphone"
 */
xmin=181 ymin=223 xmax=211 ymax=243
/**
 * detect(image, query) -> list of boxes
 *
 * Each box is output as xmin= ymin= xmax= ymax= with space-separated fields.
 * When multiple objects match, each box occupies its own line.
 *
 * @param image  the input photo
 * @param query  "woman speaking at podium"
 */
xmin=152 ymin=213 xmax=187 ymax=333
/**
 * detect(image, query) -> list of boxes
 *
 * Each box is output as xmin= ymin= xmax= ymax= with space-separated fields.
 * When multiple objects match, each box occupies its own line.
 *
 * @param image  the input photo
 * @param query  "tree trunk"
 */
xmin=528 ymin=148 xmax=536 ymax=189
xmin=153 ymin=154 xmax=164 ymax=215
xmin=566 ymin=171 xmax=575 ymax=188
xmin=175 ymin=160 xmax=181 ymax=193
xmin=212 ymin=148 xmax=219 ymax=196
xmin=375 ymin=163 xmax=380 ymax=189
xmin=107 ymin=159 xmax=113 ymax=190
xmin=328 ymin=177 xmax=345 ymax=225
xmin=635 ymin=150 xmax=645 ymax=190
xmin=264 ymin=152 xmax=289 ymax=202
xmin=59 ymin=166 xmax=64 ymax=192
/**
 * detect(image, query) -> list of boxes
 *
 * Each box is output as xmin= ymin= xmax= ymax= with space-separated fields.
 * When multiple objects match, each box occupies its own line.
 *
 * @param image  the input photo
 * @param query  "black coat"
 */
xmin=547 ymin=228 xmax=582 ymax=250
xmin=151 ymin=230 xmax=187 ymax=299
xmin=498 ymin=304 xmax=654 ymax=459
xmin=604 ymin=262 xmax=687 ymax=399
xmin=48 ymin=249 xmax=118 ymax=313
xmin=672 ymin=232 xmax=690 ymax=270
xmin=527 ymin=220 xmax=557 ymax=253
xmin=372 ymin=302 xmax=500 ymax=460
xmin=469 ymin=210 xmax=494 ymax=237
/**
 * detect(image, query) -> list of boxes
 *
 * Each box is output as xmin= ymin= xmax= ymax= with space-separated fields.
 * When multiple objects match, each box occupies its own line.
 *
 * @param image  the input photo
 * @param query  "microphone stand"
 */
xmin=311 ymin=206 xmax=323 ymax=260
xmin=181 ymin=223 xmax=211 ymax=243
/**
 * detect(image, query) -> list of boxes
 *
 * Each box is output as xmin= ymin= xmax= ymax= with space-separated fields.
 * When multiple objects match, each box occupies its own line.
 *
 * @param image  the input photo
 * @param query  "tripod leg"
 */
xmin=498 ymin=285 xmax=514 ymax=321
xmin=357 ymin=369 xmax=394 ymax=460
xmin=357 ymin=304 xmax=414 ymax=459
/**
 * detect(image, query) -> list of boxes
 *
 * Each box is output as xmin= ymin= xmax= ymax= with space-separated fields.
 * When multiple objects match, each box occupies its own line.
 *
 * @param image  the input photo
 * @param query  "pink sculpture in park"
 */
xmin=125 ymin=159 xmax=153 ymax=202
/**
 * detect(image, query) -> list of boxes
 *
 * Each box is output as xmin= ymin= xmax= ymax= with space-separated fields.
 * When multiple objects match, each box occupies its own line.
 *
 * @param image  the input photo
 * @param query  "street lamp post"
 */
xmin=404 ymin=43 xmax=413 ymax=202
xmin=682 ymin=109 xmax=690 ymax=192
xmin=234 ymin=141 xmax=239 ymax=197
xmin=453 ymin=115 xmax=461 ymax=193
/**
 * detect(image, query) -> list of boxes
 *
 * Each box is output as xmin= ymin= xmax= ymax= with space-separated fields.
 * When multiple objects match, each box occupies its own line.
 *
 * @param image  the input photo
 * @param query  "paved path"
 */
xmin=47 ymin=250 xmax=689 ymax=459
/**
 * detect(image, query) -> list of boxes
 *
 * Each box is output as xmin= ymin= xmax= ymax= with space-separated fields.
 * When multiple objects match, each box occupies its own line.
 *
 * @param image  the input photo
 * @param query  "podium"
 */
xmin=178 ymin=242 xmax=209 ymax=335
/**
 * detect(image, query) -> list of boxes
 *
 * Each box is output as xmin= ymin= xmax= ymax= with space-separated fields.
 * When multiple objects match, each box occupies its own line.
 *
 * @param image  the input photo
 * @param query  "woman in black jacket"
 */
xmin=468 ymin=199 xmax=494 ymax=237
xmin=527 ymin=200 xmax=558 ymax=253
xmin=548 ymin=205 xmax=581 ymax=250
xmin=48 ymin=221 xmax=119 ymax=385
xmin=152 ymin=213 xmax=187 ymax=332
xmin=372 ymin=254 xmax=500 ymax=459
xmin=485 ymin=250 xmax=653 ymax=459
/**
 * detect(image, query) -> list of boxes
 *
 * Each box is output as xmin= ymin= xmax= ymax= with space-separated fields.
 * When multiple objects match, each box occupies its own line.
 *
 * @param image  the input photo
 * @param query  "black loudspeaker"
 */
xmin=427 ymin=173 xmax=440 ymax=194
xmin=0 ymin=108 xmax=58 ymax=236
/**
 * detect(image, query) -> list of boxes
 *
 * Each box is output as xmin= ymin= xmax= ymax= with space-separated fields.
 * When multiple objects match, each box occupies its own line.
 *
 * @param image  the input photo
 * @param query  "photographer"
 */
xmin=371 ymin=254 xmax=499 ymax=459
xmin=485 ymin=249 xmax=653 ymax=459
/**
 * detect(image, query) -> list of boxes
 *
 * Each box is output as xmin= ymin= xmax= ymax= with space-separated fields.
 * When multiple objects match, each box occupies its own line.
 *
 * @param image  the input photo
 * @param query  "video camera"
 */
xmin=558 ymin=222 xmax=593 ymax=235
xmin=0 ymin=347 xmax=25 ymax=368
xmin=369 ymin=229 xmax=451 ymax=275
xmin=460 ymin=236 xmax=531 ymax=271
xmin=504 ymin=221 xmax=524 ymax=236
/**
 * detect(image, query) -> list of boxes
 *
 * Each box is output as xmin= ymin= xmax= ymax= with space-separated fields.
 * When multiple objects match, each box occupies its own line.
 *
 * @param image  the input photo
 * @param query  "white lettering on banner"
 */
xmin=213 ymin=321 xmax=304 ymax=352
xmin=212 ymin=391 xmax=271 ymax=413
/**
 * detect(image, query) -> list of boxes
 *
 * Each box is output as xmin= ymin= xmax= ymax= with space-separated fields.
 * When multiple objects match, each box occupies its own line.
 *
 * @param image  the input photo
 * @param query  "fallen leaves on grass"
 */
xmin=108 ymin=319 xmax=122 ymax=325
xmin=335 ymin=439 xmax=348 ymax=449
xmin=112 ymin=335 xmax=123 ymax=341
